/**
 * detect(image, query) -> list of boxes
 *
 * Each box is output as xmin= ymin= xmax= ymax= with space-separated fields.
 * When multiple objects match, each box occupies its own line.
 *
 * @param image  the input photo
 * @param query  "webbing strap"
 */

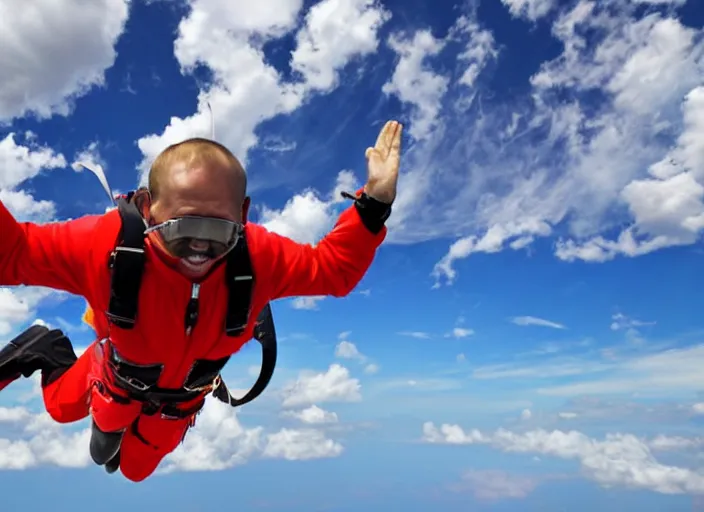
xmin=213 ymin=302 xmax=277 ymax=407
xmin=106 ymin=196 xmax=146 ymax=329
xmin=224 ymin=238 xmax=254 ymax=336
xmin=104 ymin=191 xmax=277 ymax=409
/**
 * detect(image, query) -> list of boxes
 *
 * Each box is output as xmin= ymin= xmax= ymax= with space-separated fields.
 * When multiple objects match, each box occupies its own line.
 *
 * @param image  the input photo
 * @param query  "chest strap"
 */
xmin=103 ymin=193 xmax=276 ymax=408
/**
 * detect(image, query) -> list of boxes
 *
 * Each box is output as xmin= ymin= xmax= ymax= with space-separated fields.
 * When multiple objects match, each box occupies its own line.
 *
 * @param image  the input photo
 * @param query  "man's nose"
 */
xmin=189 ymin=239 xmax=209 ymax=251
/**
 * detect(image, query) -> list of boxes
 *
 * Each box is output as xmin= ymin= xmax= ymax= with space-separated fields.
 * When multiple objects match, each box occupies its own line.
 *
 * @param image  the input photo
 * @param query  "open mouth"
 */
xmin=181 ymin=254 xmax=211 ymax=271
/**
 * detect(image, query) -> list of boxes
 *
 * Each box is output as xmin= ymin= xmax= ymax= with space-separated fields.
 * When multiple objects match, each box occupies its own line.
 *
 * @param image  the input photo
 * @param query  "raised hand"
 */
xmin=364 ymin=120 xmax=403 ymax=204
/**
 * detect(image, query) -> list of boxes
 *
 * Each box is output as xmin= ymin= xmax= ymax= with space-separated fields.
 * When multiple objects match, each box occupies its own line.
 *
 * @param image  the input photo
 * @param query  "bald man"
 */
xmin=0 ymin=120 xmax=403 ymax=482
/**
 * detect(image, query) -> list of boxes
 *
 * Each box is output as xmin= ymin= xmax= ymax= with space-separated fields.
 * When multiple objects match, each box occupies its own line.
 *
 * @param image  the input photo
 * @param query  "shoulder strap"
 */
xmin=106 ymin=193 xmax=146 ymax=329
xmin=224 ymin=236 xmax=254 ymax=336
xmin=105 ymin=196 xmax=278 ymax=406
xmin=213 ymin=302 xmax=278 ymax=407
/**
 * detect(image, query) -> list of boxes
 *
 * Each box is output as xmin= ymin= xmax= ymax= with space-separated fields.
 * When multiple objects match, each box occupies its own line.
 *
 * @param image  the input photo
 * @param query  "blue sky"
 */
xmin=1 ymin=0 xmax=704 ymax=509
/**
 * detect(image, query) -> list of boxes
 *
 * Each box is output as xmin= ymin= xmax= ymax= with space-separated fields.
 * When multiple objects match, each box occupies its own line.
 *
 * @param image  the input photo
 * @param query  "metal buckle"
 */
xmin=182 ymin=374 xmax=220 ymax=393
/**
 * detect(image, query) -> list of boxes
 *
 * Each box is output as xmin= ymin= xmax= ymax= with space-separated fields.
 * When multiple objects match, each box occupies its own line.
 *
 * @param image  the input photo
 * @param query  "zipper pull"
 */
xmin=185 ymin=283 xmax=201 ymax=335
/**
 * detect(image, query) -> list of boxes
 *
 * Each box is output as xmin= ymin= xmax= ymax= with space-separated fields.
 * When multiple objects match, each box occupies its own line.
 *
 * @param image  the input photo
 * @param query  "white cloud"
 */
xmin=558 ymin=412 xmax=578 ymax=420
xmin=335 ymin=340 xmax=364 ymax=360
xmin=0 ymin=287 xmax=66 ymax=338
xmin=262 ymin=428 xmax=343 ymax=460
xmin=610 ymin=312 xmax=655 ymax=331
xmin=382 ymin=30 xmax=449 ymax=140
xmin=363 ymin=363 xmax=379 ymax=374
xmin=520 ymin=409 xmax=532 ymax=421
xmin=0 ymin=395 xmax=344 ymax=472
xmin=0 ymin=133 xmax=67 ymax=223
xmin=282 ymin=405 xmax=339 ymax=425
xmin=136 ymin=0 xmax=390 ymax=184
xmin=160 ymin=399 xmax=264 ymax=472
xmin=0 ymin=134 xmax=67 ymax=191
xmin=511 ymin=316 xmax=566 ymax=329
xmin=535 ymin=344 xmax=704 ymax=397
xmin=290 ymin=296 xmax=326 ymax=310
xmin=451 ymin=469 xmax=542 ymax=501
xmin=290 ymin=0 xmax=391 ymax=91
xmin=333 ymin=333 xmax=380 ymax=374
xmin=448 ymin=327 xmax=474 ymax=338
xmin=0 ymin=406 xmax=92 ymax=469
xmin=0 ymin=0 xmax=129 ymax=122
xmin=501 ymin=0 xmax=556 ymax=21
xmin=398 ymin=331 xmax=431 ymax=339
xmin=374 ymin=2 xmax=704 ymax=284
xmin=692 ymin=403 xmax=704 ymax=415
xmin=259 ymin=170 xmax=359 ymax=245
xmin=280 ymin=364 xmax=361 ymax=408
xmin=422 ymin=422 xmax=704 ymax=494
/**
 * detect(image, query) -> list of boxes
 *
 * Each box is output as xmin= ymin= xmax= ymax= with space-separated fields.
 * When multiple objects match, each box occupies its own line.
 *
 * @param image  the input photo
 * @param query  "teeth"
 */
xmin=185 ymin=255 xmax=209 ymax=265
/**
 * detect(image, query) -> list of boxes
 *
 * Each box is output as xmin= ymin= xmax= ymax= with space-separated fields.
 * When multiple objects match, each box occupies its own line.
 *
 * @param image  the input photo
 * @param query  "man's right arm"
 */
xmin=0 ymin=200 xmax=100 ymax=297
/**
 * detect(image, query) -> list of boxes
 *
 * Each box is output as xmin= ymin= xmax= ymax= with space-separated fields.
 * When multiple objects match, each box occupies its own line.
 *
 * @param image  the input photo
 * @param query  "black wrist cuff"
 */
xmin=341 ymin=191 xmax=392 ymax=234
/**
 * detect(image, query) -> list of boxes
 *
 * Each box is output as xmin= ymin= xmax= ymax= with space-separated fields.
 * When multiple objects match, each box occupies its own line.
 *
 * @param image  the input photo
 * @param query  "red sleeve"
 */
xmin=0 ymin=200 xmax=100 ymax=297
xmin=261 ymin=201 xmax=387 ymax=300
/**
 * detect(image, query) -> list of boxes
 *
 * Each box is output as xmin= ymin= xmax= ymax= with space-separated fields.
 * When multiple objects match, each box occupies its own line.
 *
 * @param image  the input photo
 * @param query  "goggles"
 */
xmin=144 ymin=215 xmax=243 ymax=259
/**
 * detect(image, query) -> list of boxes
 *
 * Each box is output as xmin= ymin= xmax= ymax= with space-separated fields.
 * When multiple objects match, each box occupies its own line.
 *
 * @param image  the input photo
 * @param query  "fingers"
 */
xmin=390 ymin=122 xmax=402 ymax=155
xmin=374 ymin=121 xmax=391 ymax=149
xmin=373 ymin=120 xmax=403 ymax=157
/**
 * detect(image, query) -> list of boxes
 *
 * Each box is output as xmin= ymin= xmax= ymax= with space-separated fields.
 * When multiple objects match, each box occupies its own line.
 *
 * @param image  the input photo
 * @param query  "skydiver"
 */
xmin=0 ymin=120 xmax=402 ymax=481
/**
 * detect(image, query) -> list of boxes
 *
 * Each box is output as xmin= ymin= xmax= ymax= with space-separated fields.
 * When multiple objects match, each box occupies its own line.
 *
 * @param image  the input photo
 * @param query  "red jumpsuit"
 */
xmin=0 ymin=195 xmax=386 ymax=481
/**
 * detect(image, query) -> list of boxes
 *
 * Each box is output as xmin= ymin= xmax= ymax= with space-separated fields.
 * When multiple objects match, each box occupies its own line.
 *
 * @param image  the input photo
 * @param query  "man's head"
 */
xmin=136 ymin=138 xmax=251 ymax=280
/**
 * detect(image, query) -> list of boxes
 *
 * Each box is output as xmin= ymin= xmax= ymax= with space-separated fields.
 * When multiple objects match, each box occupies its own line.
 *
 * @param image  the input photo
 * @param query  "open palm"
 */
xmin=364 ymin=120 xmax=403 ymax=204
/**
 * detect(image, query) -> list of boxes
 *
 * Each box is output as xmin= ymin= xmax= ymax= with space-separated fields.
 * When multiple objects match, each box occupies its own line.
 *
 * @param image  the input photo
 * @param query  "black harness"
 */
xmin=102 ymin=192 xmax=277 ymax=412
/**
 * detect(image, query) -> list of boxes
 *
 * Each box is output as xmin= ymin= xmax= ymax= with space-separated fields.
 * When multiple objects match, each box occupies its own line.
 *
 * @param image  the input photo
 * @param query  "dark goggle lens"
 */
xmin=147 ymin=216 xmax=242 ymax=258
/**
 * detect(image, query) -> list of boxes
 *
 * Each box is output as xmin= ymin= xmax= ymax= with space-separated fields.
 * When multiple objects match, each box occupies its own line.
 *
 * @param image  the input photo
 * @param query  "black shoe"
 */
xmin=105 ymin=450 xmax=121 ymax=474
xmin=89 ymin=419 xmax=123 ymax=466
xmin=0 ymin=324 xmax=78 ymax=388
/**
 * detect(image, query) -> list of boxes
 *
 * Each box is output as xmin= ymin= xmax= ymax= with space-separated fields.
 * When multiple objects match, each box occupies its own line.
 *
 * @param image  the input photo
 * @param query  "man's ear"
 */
xmin=241 ymin=196 xmax=251 ymax=224
xmin=133 ymin=187 xmax=153 ymax=220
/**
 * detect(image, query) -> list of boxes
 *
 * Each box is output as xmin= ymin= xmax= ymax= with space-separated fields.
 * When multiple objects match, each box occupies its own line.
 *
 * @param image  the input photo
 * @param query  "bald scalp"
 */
xmin=148 ymin=138 xmax=247 ymax=202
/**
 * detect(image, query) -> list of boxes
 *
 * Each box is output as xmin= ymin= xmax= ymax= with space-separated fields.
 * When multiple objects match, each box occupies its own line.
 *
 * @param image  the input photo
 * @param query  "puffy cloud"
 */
xmin=333 ymin=332 xmax=380 ymax=374
xmin=371 ymin=1 xmax=704 ymax=285
xmin=281 ymin=405 xmax=339 ymax=425
xmin=0 ymin=407 xmax=91 ymax=469
xmin=0 ymin=396 xmax=344 ymax=472
xmin=335 ymin=340 xmax=364 ymax=360
xmin=422 ymin=422 xmax=704 ymax=494
xmin=160 ymin=399 xmax=264 ymax=472
xmin=382 ymin=30 xmax=449 ymax=141
xmin=501 ymin=0 xmax=556 ymax=21
xmin=259 ymin=170 xmax=359 ymax=245
xmin=448 ymin=327 xmax=474 ymax=338
xmin=0 ymin=0 xmax=129 ymax=122
xmin=263 ymin=428 xmax=343 ymax=460
xmin=290 ymin=0 xmax=391 ymax=91
xmin=363 ymin=363 xmax=379 ymax=374
xmin=0 ymin=133 xmax=67 ymax=222
xmin=0 ymin=287 xmax=67 ymax=338
xmin=280 ymin=364 xmax=361 ymax=408
xmin=136 ymin=0 xmax=390 ymax=183
xmin=290 ymin=296 xmax=326 ymax=310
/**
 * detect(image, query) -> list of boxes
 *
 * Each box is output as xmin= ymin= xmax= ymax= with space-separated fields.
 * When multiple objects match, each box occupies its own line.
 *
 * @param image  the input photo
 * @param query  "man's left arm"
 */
xmin=263 ymin=119 xmax=402 ymax=300
xmin=262 ymin=190 xmax=390 ymax=299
